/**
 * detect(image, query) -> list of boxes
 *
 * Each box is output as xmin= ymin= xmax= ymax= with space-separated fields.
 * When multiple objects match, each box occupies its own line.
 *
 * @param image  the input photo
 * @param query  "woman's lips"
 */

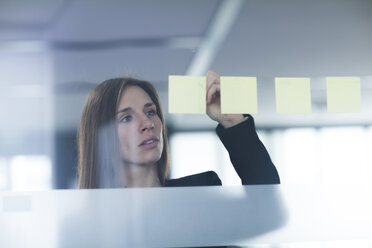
xmin=139 ymin=136 xmax=159 ymax=149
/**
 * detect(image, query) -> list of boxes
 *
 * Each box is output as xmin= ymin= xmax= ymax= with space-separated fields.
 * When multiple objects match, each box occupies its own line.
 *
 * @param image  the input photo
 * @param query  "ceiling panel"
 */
xmin=211 ymin=0 xmax=372 ymax=77
xmin=0 ymin=0 xmax=66 ymax=40
xmin=48 ymin=0 xmax=220 ymax=41
xmin=0 ymin=0 xmax=66 ymax=28
xmin=52 ymin=47 xmax=194 ymax=87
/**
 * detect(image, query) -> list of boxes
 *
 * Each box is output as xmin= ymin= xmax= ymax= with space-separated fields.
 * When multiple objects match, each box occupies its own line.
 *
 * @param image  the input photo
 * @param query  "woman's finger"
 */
xmin=207 ymin=83 xmax=220 ymax=104
xmin=206 ymin=70 xmax=220 ymax=93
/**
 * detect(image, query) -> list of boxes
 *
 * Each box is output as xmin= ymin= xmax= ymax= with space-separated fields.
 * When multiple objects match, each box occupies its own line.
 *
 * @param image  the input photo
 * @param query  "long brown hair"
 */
xmin=77 ymin=78 xmax=169 ymax=188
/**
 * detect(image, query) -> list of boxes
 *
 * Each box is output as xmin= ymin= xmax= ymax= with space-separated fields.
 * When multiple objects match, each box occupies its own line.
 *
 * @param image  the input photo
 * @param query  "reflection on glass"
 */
xmin=1 ymin=0 xmax=371 ymax=246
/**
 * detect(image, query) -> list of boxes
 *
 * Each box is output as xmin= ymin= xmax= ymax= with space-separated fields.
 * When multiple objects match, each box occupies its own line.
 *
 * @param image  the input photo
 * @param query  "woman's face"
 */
xmin=116 ymin=86 xmax=163 ymax=165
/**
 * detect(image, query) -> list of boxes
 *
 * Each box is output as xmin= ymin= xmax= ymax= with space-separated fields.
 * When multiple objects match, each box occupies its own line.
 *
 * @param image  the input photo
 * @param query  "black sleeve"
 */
xmin=216 ymin=115 xmax=280 ymax=185
xmin=164 ymin=171 xmax=222 ymax=187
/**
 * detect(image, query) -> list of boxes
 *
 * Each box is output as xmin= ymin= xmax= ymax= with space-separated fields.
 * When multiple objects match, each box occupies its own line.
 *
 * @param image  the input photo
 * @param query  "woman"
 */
xmin=77 ymin=71 xmax=280 ymax=188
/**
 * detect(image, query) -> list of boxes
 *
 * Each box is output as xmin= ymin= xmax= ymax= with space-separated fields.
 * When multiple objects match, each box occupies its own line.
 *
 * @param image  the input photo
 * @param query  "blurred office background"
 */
xmin=1 ymin=0 xmax=372 ymax=192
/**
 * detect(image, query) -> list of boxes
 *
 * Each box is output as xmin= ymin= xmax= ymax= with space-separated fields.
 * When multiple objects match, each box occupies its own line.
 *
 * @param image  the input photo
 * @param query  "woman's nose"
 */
xmin=140 ymin=118 xmax=154 ymax=132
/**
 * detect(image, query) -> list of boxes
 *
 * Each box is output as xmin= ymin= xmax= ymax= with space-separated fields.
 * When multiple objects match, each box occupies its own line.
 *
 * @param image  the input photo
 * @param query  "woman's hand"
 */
xmin=206 ymin=70 xmax=245 ymax=128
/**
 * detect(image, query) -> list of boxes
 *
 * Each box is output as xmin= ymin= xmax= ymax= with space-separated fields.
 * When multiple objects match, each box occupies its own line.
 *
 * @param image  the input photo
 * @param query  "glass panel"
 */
xmin=9 ymin=155 xmax=52 ymax=191
xmin=0 ymin=158 xmax=8 ymax=190
xmin=1 ymin=0 xmax=372 ymax=247
xmin=170 ymin=132 xmax=241 ymax=185
xmin=1 ymin=185 xmax=372 ymax=247
xmin=319 ymin=127 xmax=369 ymax=184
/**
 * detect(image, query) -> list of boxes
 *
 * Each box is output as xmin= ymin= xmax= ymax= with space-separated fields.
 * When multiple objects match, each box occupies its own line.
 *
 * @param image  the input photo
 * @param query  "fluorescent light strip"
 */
xmin=186 ymin=0 xmax=245 ymax=76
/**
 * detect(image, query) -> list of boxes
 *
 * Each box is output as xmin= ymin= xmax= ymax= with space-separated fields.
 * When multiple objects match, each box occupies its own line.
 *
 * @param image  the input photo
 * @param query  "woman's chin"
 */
xmin=124 ymin=156 xmax=161 ymax=166
xmin=139 ymin=150 xmax=162 ymax=165
xmin=140 ymin=156 xmax=161 ymax=166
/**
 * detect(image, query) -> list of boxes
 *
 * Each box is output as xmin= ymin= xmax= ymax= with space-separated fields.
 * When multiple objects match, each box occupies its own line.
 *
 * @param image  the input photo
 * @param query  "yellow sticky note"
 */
xmin=326 ymin=77 xmax=361 ymax=113
xmin=220 ymin=77 xmax=258 ymax=114
xmin=168 ymin=75 xmax=206 ymax=114
xmin=275 ymin=77 xmax=312 ymax=114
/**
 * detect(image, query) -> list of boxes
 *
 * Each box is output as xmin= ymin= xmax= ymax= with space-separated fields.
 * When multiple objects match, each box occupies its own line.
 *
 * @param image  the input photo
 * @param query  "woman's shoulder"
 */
xmin=164 ymin=171 xmax=222 ymax=187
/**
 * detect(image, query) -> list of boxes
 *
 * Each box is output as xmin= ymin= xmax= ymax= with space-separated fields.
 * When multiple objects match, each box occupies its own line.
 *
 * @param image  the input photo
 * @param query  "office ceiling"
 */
xmin=1 ymin=0 xmax=372 ymax=134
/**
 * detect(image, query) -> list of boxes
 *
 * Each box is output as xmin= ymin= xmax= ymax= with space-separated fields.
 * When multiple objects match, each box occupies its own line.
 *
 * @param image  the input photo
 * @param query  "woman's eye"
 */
xmin=146 ymin=110 xmax=156 ymax=117
xmin=120 ymin=115 xmax=132 ymax=123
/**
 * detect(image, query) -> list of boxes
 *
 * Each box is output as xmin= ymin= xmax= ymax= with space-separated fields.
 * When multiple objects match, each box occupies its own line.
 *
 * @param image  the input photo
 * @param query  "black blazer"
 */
xmin=164 ymin=115 xmax=280 ymax=187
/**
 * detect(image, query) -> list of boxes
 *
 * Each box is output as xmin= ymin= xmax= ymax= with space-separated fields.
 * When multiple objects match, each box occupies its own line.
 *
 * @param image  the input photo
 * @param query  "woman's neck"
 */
xmin=124 ymin=163 xmax=161 ymax=188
